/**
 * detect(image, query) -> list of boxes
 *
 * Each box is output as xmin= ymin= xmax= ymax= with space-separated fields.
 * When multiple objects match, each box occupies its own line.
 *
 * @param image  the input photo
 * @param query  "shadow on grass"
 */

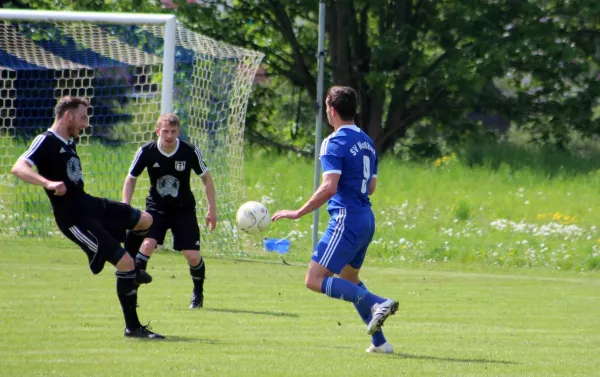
xmin=204 ymin=307 xmax=300 ymax=318
xmin=126 ymin=335 xmax=221 ymax=344
xmin=325 ymin=345 xmax=516 ymax=364
xmin=393 ymin=352 xmax=517 ymax=365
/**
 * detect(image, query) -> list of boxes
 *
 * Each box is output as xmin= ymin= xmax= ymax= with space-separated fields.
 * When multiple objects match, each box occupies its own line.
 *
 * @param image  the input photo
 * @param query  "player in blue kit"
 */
xmin=271 ymin=86 xmax=398 ymax=353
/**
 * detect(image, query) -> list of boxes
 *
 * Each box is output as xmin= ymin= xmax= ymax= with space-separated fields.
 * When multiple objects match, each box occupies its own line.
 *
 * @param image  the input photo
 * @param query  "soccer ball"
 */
xmin=236 ymin=201 xmax=270 ymax=234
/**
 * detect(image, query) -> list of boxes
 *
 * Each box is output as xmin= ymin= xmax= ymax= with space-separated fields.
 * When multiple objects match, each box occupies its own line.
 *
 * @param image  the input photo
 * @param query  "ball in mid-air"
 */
xmin=236 ymin=201 xmax=270 ymax=234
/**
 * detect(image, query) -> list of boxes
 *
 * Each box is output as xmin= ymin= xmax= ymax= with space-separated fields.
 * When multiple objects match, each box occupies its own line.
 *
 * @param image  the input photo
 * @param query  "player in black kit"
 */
xmin=10 ymin=96 xmax=164 ymax=339
xmin=122 ymin=113 xmax=217 ymax=309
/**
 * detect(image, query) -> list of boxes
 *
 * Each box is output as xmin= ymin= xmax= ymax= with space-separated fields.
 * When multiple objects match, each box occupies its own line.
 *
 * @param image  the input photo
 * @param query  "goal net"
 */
xmin=0 ymin=13 xmax=264 ymax=256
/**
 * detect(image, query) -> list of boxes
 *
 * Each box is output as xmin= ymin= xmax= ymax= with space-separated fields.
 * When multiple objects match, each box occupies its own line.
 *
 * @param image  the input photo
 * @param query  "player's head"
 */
xmin=55 ymin=96 xmax=90 ymax=138
xmin=156 ymin=113 xmax=180 ymax=148
xmin=325 ymin=86 xmax=358 ymax=127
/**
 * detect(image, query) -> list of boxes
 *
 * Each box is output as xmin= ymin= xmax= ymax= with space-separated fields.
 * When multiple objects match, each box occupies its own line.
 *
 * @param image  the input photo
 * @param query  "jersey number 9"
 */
xmin=361 ymin=155 xmax=370 ymax=194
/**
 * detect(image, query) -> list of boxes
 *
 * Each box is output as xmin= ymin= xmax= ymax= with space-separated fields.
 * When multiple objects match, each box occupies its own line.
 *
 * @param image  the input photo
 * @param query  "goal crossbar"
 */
xmin=0 ymin=9 xmax=175 ymax=24
xmin=0 ymin=9 xmax=176 ymax=114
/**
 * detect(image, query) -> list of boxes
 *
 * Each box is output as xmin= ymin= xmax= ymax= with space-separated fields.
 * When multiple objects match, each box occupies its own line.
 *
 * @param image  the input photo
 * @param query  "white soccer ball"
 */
xmin=236 ymin=201 xmax=270 ymax=234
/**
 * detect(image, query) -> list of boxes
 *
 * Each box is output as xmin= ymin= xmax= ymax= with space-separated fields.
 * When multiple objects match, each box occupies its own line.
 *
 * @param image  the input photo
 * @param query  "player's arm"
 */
xmin=122 ymin=176 xmax=137 ymax=205
xmin=272 ymin=138 xmax=341 ymax=221
xmin=193 ymin=146 xmax=217 ymax=230
xmin=369 ymin=178 xmax=377 ymax=195
xmin=369 ymin=154 xmax=378 ymax=195
xmin=11 ymin=159 xmax=51 ymax=188
xmin=201 ymin=171 xmax=217 ymax=230
xmin=271 ymin=173 xmax=339 ymax=221
xmin=122 ymin=147 xmax=146 ymax=204
xmin=201 ymin=172 xmax=216 ymax=213
xmin=297 ymin=173 xmax=339 ymax=217
xmin=11 ymin=135 xmax=66 ymax=195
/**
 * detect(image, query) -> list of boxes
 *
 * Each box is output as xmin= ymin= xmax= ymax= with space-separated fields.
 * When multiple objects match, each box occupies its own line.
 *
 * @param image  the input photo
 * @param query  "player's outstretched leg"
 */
xmin=307 ymin=262 xmax=399 ymax=336
xmin=124 ymin=229 xmax=145 ymax=258
xmin=115 ymin=253 xmax=164 ymax=339
xmin=306 ymin=261 xmax=388 ymax=313
xmin=127 ymin=211 xmax=154 ymax=285
xmin=184 ymin=250 xmax=205 ymax=309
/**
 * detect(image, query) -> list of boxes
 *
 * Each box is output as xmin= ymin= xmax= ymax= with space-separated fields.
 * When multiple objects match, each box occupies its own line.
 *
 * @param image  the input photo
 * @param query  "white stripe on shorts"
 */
xmin=319 ymin=208 xmax=346 ymax=268
xmin=69 ymin=226 xmax=98 ymax=253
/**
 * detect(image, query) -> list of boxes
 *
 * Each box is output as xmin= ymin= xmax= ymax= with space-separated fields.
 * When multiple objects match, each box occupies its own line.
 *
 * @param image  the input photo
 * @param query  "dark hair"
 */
xmin=156 ymin=113 xmax=180 ymax=128
xmin=326 ymin=86 xmax=358 ymax=121
xmin=55 ymin=96 xmax=90 ymax=119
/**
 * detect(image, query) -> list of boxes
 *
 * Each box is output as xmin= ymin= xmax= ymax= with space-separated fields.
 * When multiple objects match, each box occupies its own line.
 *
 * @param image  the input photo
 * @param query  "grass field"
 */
xmin=1 ymin=241 xmax=599 ymax=376
xmin=2 ymin=139 xmax=600 ymax=376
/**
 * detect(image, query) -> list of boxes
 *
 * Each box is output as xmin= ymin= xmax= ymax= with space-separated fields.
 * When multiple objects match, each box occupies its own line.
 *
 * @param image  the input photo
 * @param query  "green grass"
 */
xmin=4 ymin=137 xmax=600 ymax=271
xmin=242 ymin=147 xmax=600 ymax=272
xmin=0 ymin=241 xmax=598 ymax=376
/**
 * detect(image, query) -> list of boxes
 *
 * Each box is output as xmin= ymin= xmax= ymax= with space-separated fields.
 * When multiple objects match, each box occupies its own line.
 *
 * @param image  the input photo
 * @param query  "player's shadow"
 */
xmin=131 ymin=335 xmax=221 ymax=344
xmin=204 ymin=307 xmax=299 ymax=318
xmin=393 ymin=353 xmax=517 ymax=365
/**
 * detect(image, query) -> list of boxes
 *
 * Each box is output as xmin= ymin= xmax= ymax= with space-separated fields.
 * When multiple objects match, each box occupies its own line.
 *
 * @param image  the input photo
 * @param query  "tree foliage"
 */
xmin=5 ymin=0 xmax=600 ymax=156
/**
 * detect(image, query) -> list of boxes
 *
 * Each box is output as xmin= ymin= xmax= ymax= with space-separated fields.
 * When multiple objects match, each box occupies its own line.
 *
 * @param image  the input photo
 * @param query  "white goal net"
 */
xmin=0 ymin=13 xmax=264 ymax=256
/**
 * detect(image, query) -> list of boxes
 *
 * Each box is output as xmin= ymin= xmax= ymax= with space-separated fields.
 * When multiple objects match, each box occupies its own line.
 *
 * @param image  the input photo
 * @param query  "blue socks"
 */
xmin=321 ymin=277 xmax=386 ymax=319
xmin=320 ymin=277 xmax=387 ymax=347
xmin=356 ymin=281 xmax=387 ymax=347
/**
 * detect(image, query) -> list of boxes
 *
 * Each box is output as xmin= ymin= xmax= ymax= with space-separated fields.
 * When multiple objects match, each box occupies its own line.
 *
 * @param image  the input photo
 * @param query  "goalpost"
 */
xmin=0 ymin=9 xmax=264 ymax=255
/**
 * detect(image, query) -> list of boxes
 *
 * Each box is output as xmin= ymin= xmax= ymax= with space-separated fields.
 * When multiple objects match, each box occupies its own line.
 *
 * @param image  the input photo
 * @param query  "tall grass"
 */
xmin=3 ymin=137 xmax=600 ymax=272
xmin=244 ymin=143 xmax=600 ymax=272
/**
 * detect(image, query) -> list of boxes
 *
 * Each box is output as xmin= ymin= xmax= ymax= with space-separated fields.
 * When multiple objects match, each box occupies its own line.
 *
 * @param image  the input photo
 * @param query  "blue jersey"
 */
xmin=319 ymin=125 xmax=378 ymax=213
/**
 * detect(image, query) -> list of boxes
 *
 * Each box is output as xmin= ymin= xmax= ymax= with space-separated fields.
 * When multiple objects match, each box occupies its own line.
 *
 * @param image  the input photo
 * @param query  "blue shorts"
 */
xmin=312 ymin=208 xmax=375 ymax=274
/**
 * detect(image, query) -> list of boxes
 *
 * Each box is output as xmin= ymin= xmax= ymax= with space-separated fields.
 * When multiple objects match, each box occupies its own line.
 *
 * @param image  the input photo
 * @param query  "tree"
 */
xmin=7 ymin=0 xmax=600 ymax=155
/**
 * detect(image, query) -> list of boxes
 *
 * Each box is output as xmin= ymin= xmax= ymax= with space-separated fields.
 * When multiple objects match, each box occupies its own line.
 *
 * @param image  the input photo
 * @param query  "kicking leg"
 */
xmin=124 ymin=210 xmax=154 ymax=284
xmin=339 ymin=265 xmax=392 ymax=353
xmin=305 ymin=261 xmax=385 ymax=314
xmin=183 ymin=250 xmax=205 ymax=309
xmin=135 ymin=237 xmax=158 ymax=273
xmin=124 ymin=210 xmax=153 ymax=259
xmin=131 ymin=210 xmax=168 ymax=285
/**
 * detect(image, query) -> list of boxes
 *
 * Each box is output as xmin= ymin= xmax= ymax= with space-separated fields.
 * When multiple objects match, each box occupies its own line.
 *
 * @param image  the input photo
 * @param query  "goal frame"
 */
xmin=0 ymin=9 xmax=177 ymax=115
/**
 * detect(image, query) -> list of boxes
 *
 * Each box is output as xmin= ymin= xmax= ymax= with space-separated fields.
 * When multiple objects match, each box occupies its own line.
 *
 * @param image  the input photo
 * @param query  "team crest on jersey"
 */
xmin=66 ymin=157 xmax=83 ymax=184
xmin=175 ymin=161 xmax=186 ymax=171
xmin=156 ymin=175 xmax=180 ymax=198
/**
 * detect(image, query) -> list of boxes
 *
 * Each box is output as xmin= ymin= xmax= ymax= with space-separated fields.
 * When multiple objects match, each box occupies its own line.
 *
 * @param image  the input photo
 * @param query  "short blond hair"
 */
xmin=156 ymin=113 xmax=180 ymax=129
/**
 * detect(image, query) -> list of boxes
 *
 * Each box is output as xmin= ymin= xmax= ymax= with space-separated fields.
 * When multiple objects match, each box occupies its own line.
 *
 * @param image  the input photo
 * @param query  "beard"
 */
xmin=68 ymin=121 xmax=79 ymax=139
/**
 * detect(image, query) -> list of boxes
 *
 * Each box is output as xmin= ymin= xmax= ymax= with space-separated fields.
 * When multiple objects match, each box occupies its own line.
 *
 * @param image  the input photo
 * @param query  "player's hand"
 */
xmin=206 ymin=210 xmax=217 ymax=231
xmin=271 ymin=210 xmax=301 ymax=222
xmin=45 ymin=181 xmax=67 ymax=196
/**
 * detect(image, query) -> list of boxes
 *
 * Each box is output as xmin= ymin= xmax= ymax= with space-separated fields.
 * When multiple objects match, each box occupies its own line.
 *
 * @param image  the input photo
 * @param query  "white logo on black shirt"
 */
xmin=156 ymin=175 xmax=180 ymax=198
xmin=175 ymin=161 xmax=186 ymax=171
xmin=66 ymin=157 xmax=83 ymax=184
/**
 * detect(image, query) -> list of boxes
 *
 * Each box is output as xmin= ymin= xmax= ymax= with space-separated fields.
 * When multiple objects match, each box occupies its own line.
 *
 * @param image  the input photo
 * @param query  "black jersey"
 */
xmin=20 ymin=130 xmax=91 ymax=220
xmin=128 ymin=139 xmax=209 ymax=212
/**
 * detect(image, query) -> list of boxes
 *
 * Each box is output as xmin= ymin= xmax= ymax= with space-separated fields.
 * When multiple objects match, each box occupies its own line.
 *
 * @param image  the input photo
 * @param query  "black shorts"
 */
xmin=146 ymin=209 xmax=200 ymax=251
xmin=56 ymin=198 xmax=142 ymax=274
